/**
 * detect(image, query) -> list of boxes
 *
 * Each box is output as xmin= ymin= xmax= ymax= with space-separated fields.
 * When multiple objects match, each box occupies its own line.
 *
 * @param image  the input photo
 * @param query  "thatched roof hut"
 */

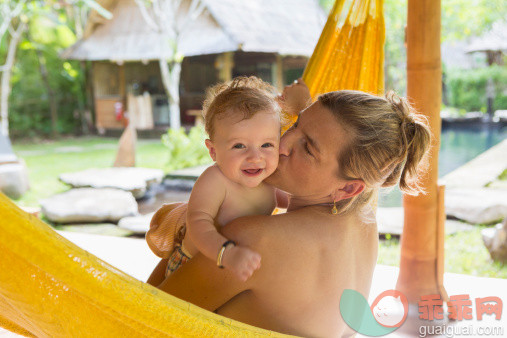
xmin=63 ymin=0 xmax=325 ymax=131
xmin=465 ymin=21 xmax=507 ymax=65
xmin=63 ymin=0 xmax=325 ymax=61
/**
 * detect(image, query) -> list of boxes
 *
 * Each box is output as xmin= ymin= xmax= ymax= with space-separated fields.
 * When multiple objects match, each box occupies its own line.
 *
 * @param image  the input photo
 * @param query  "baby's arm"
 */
xmin=187 ymin=167 xmax=228 ymax=261
xmin=276 ymin=78 xmax=312 ymax=116
xmin=187 ymin=167 xmax=261 ymax=281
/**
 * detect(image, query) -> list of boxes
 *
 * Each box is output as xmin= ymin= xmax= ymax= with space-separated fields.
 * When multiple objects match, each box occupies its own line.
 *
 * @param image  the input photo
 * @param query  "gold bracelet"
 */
xmin=217 ymin=240 xmax=236 ymax=269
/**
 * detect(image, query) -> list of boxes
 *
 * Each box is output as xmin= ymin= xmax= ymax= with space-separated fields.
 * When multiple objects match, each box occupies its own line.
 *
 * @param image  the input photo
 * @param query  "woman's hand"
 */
xmin=222 ymin=245 xmax=261 ymax=282
xmin=277 ymin=78 xmax=312 ymax=116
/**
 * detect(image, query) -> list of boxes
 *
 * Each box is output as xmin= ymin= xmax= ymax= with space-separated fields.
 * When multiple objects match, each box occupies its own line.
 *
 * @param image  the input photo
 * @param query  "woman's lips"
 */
xmin=242 ymin=168 xmax=263 ymax=176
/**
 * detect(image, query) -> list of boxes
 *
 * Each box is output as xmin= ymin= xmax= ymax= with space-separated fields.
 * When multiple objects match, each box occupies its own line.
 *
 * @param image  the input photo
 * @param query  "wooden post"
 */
xmin=272 ymin=54 xmax=284 ymax=92
xmin=396 ymin=0 xmax=446 ymax=303
xmin=118 ymin=63 xmax=126 ymax=100
xmin=113 ymin=123 xmax=136 ymax=167
xmin=217 ymin=52 xmax=233 ymax=82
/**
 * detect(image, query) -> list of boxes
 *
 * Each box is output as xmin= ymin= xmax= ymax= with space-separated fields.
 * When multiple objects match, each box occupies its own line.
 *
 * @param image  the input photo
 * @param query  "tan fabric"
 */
xmin=145 ymin=202 xmax=188 ymax=259
xmin=166 ymin=244 xmax=192 ymax=276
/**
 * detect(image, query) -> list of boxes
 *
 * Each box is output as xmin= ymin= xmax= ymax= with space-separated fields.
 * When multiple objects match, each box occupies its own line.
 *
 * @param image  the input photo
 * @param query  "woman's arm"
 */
xmin=157 ymin=253 xmax=250 ymax=311
xmin=157 ymin=215 xmax=271 ymax=311
xmin=147 ymin=258 xmax=168 ymax=286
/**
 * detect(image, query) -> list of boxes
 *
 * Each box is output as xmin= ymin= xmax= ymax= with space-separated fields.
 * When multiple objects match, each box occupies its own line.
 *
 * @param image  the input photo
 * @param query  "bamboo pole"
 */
xmin=396 ymin=0 xmax=446 ymax=303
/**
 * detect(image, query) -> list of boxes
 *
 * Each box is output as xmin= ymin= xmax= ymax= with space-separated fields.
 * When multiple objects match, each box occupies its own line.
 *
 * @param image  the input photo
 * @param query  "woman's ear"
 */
xmin=333 ymin=180 xmax=365 ymax=201
xmin=205 ymin=139 xmax=217 ymax=161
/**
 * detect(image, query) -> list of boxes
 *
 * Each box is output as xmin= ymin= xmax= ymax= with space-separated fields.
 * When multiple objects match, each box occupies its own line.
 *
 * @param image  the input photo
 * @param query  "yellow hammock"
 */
xmin=0 ymin=1 xmax=384 ymax=336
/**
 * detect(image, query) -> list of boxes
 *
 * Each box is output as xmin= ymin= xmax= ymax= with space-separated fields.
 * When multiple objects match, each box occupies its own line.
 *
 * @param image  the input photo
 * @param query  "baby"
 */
xmin=149 ymin=76 xmax=284 ymax=282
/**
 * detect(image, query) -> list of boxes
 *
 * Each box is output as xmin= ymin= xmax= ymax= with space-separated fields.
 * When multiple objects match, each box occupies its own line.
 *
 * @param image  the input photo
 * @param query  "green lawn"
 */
xmin=12 ymin=136 xmax=169 ymax=207
xmin=9 ymin=136 xmax=507 ymax=279
xmin=378 ymin=226 xmax=507 ymax=279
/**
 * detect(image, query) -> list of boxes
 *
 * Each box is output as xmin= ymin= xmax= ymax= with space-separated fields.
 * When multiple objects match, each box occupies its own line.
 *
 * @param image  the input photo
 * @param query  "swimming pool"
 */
xmin=378 ymin=123 xmax=507 ymax=207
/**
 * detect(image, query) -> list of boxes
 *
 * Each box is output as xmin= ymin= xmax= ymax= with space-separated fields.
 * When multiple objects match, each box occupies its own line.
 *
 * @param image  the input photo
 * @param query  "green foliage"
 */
xmin=4 ymin=3 xmax=87 ymax=138
xmin=378 ymin=227 xmax=507 ymax=278
xmin=383 ymin=0 xmax=407 ymax=93
xmin=498 ymin=169 xmax=507 ymax=181
xmin=319 ymin=0 xmax=506 ymax=95
xmin=446 ymin=65 xmax=507 ymax=112
xmin=2 ymin=0 xmax=112 ymax=138
xmin=161 ymin=126 xmax=212 ymax=171
xmin=441 ymin=0 xmax=505 ymax=42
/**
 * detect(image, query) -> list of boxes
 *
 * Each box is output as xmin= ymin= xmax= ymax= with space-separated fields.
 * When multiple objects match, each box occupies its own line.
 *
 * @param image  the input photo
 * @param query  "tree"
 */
xmin=135 ymin=0 xmax=205 ymax=130
xmin=1 ymin=0 xmax=110 ymax=137
xmin=0 ymin=0 xmax=27 ymax=136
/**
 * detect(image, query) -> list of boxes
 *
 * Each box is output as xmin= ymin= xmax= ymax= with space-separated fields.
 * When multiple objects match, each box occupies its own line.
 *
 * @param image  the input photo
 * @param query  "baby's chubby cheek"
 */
xmin=266 ymin=153 xmax=280 ymax=176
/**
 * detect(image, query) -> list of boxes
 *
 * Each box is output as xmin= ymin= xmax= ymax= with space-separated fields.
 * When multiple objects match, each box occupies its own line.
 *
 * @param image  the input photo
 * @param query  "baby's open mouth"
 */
xmin=242 ymin=168 xmax=263 ymax=176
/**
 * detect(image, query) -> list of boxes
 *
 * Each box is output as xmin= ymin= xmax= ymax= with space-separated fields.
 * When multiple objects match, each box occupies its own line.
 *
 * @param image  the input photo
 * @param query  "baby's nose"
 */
xmin=246 ymin=148 xmax=262 ymax=162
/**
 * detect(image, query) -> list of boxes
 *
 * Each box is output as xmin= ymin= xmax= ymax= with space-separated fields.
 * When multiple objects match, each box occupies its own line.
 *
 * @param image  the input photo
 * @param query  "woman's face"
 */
xmin=266 ymin=101 xmax=352 ymax=199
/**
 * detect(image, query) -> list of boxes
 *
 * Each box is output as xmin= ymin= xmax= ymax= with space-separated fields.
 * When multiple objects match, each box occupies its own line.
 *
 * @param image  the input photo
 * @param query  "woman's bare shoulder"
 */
xmin=221 ymin=207 xmax=356 ymax=250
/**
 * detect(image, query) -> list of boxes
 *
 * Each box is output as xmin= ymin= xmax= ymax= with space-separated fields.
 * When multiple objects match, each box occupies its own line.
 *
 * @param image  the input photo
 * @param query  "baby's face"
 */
xmin=206 ymin=110 xmax=280 ymax=188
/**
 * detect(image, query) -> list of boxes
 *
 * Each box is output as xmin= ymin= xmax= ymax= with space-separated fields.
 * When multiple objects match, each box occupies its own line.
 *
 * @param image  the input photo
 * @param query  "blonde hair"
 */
xmin=318 ymin=90 xmax=432 ymax=215
xmin=202 ymin=76 xmax=280 ymax=139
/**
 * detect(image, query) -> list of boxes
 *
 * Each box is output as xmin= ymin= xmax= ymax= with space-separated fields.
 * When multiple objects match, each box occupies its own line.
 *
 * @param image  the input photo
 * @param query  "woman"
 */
xmin=147 ymin=80 xmax=431 ymax=337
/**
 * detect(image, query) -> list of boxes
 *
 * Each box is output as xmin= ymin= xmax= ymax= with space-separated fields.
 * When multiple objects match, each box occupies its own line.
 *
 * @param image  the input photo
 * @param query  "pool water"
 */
xmin=378 ymin=123 xmax=507 ymax=207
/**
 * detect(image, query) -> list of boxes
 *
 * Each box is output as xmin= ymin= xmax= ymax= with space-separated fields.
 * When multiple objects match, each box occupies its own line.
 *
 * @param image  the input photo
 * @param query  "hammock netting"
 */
xmin=0 ymin=0 xmax=384 ymax=336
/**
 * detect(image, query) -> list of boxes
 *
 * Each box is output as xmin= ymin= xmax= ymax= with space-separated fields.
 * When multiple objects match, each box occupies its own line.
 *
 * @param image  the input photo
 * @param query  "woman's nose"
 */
xmin=279 ymin=132 xmax=293 ymax=156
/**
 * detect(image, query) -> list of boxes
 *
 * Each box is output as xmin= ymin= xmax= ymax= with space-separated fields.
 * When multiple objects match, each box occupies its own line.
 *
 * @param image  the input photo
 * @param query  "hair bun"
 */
xmin=385 ymin=91 xmax=413 ymax=122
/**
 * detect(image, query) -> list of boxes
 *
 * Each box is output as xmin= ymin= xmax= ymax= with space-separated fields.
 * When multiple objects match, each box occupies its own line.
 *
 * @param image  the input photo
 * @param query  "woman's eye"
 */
xmin=233 ymin=144 xmax=245 ymax=149
xmin=304 ymin=141 xmax=313 ymax=156
xmin=262 ymin=143 xmax=274 ymax=148
xmin=287 ymin=119 xmax=298 ymax=131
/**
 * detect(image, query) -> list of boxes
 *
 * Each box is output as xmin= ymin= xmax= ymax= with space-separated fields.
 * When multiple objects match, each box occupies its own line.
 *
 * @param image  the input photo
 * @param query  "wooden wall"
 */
xmin=92 ymin=53 xmax=309 ymax=130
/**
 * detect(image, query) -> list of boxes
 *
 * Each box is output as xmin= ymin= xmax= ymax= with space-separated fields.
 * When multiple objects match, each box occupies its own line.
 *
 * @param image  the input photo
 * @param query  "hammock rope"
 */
xmin=0 ymin=0 xmax=384 ymax=336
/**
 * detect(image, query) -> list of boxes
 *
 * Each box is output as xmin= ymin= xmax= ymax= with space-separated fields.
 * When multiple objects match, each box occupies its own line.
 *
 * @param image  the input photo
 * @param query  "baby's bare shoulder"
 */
xmin=199 ymin=164 xmax=223 ymax=179
xmin=193 ymin=165 xmax=229 ymax=188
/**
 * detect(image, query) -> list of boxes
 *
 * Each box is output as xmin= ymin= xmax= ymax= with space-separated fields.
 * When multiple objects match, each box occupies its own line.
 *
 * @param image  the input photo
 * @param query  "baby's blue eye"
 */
xmin=233 ymin=144 xmax=245 ymax=149
xmin=262 ymin=143 xmax=274 ymax=148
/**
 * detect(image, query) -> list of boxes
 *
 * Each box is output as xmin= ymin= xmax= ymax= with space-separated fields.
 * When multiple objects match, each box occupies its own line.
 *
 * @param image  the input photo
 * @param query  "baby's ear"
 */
xmin=205 ymin=139 xmax=217 ymax=161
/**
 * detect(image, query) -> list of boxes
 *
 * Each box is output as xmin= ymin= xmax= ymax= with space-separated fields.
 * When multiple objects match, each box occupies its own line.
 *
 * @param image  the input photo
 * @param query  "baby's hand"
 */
xmin=222 ymin=245 xmax=261 ymax=282
xmin=276 ymin=78 xmax=312 ymax=115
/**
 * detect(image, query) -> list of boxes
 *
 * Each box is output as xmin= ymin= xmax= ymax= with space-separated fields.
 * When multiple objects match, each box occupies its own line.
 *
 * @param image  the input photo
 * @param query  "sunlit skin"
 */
xmin=149 ymin=80 xmax=378 ymax=337
xmin=178 ymin=109 xmax=281 ymax=282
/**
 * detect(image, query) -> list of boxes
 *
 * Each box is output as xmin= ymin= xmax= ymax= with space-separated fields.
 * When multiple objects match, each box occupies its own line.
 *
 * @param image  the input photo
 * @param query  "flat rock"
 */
xmin=445 ymin=188 xmax=507 ymax=224
xmin=376 ymin=207 xmax=474 ymax=235
xmin=59 ymin=167 xmax=164 ymax=199
xmin=55 ymin=223 xmax=134 ymax=237
xmin=118 ymin=213 xmax=155 ymax=234
xmin=0 ymin=162 xmax=29 ymax=199
xmin=41 ymin=188 xmax=138 ymax=223
xmin=168 ymin=164 xmax=211 ymax=180
xmin=482 ymin=219 xmax=507 ymax=263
